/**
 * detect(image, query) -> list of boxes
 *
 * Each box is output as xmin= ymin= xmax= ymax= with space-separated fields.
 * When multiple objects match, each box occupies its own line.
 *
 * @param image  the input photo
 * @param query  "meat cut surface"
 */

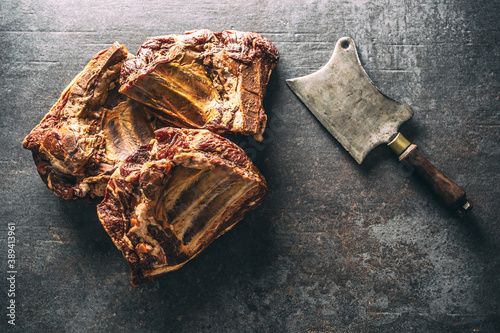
xmin=23 ymin=42 xmax=160 ymax=200
xmin=97 ymin=128 xmax=268 ymax=286
xmin=119 ymin=30 xmax=279 ymax=141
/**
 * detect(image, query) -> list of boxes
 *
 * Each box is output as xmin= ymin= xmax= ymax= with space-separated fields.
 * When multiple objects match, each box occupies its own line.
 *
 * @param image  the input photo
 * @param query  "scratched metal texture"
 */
xmin=0 ymin=0 xmax=499 ymax=332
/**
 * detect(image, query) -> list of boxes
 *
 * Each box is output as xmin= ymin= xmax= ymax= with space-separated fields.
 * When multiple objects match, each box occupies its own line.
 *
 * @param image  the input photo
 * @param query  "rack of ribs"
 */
xmin=24 ymin=31 xmax=277 ymax=285
xmin=120 ymin=30 xmax=279 ymax=141
xmin=97 ymin=128 xmax=268 ymax=286
xmin=23 ymin=42 xmax=161 ymax=200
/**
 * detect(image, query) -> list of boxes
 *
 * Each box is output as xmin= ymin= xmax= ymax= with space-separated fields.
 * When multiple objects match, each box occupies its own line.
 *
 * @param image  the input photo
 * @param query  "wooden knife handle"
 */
xmin=388 ymin=133 xmax=473 ymax=217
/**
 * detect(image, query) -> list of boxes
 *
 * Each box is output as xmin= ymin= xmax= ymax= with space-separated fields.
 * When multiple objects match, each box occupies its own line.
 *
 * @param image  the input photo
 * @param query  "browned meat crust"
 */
xmin=97 ymin=128 xmax=268 ymax=286
xmin=23 ymin=42 xmax=160 ymax=200
xmin=119 ymin=30 xmax=279 ymax=141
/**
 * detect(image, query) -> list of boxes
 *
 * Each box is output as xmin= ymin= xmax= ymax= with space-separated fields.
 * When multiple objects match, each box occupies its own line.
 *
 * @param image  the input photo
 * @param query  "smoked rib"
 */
xmin=97 ymin=128 xmax=268 ymax=286
xmin=119 ymin=30 xmax=279 ymax=141
xmin=23 ymin=42 xmax=161 ymax=200
xmin=23 ymin=36 xmax=274 ymax=285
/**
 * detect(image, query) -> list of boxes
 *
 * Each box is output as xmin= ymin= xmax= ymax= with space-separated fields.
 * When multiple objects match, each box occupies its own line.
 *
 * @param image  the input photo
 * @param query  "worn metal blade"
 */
xmin=286 ymin=37 xmax=413 ymax=164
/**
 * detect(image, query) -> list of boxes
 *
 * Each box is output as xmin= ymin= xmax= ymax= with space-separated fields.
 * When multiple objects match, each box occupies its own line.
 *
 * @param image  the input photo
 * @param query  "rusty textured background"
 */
xmin=1 ymin=0 xmax=499 ymax=332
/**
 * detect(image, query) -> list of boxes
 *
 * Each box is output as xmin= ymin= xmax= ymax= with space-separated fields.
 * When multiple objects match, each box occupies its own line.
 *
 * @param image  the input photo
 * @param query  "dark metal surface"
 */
xmin=1 ymin=0 xmax=499 ymax=332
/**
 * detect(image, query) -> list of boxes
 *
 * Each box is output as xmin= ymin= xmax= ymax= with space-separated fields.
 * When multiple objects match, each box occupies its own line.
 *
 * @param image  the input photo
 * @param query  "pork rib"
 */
xmin=97 ymin=128 xmax=267 ymax=286
xmin=119 ymin=30 xmax=279 ymax=141
xmin=23 ymin=42 xmax=160 ymax=200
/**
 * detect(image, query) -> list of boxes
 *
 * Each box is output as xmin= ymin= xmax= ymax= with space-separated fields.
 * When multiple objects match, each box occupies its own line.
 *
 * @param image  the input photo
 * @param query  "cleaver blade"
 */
xmin=286 ymin=37 xmax=413 ymax=164
xmin=286 ymin=37 xmax=472 ymax=217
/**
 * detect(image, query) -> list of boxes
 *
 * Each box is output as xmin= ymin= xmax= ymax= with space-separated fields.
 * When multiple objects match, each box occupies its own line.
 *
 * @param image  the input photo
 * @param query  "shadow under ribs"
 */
xmin=97 ymin=128 xmax=268 ymax=286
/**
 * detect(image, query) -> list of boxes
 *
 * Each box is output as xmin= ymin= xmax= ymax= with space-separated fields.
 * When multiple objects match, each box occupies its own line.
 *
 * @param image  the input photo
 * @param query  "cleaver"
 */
xmin=286 ymin=37 xmax=472 ymax=216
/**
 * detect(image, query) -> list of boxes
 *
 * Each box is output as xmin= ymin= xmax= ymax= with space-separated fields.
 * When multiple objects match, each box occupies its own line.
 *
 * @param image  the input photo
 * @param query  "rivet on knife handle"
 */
xmin=388 ymin=133 xmax=473 ymax=217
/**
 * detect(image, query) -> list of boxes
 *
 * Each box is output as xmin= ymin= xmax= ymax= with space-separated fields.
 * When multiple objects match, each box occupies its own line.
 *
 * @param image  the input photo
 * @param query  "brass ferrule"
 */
xmin=387 ymin=132 xmax=411 ymax=156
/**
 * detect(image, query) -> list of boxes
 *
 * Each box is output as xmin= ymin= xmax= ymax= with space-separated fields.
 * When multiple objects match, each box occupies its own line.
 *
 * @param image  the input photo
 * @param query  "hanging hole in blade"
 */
xmin=341 ymin=40 xmax=350 ymax=49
